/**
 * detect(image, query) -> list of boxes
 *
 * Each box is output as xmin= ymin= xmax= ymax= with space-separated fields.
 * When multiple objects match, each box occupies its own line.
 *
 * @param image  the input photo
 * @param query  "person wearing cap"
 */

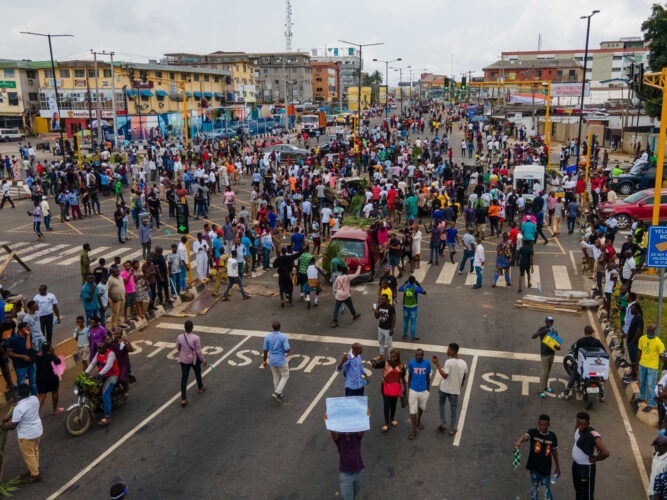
xmin=531 ymin=317 xmax=560 ymax=398
xmin=650 ymin=436 xmax=667 ymax=498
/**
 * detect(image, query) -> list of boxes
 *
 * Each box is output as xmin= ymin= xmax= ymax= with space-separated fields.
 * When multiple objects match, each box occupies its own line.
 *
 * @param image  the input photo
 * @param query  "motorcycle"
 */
xmin=562 ymin=344 xmax=607 ymax=410
xmin=65 ymin=373 xmax=127 ymax=436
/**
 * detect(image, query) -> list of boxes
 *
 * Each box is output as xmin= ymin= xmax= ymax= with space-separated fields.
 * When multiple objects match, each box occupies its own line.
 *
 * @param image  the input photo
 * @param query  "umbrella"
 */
xmin=91 ymin=119 xmax=110 ymax=128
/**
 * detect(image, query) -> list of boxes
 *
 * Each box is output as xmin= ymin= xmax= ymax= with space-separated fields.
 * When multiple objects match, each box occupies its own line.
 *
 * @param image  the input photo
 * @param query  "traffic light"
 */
xmin=176 ymin=203 xmax=189 ymax=234
xmin=452 ymin=81 xmax=456 ymax=88
xmin=444 ymin=78 xmax=449 ymax=91
xmin=461 ymin=76 xmax=467 ymax=90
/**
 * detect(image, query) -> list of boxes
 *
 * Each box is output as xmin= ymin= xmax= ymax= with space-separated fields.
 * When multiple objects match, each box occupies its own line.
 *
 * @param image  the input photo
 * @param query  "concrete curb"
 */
xmin=596 ymin=305 xmax=659 ymax=427
xmin=1 ymin=283 xmax=205 ymax=406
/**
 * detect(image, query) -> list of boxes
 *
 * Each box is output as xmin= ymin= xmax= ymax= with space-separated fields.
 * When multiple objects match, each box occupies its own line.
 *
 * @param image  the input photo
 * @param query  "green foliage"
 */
xmin=74 ymin=372 xmax=99 ymax=391
xmin=349 ymin=194 xmax=364 ymax=215
xmin=321 ymin=241 xmax=341 ymax=275
xmin=0 ymin=476 xmax=22 ymax=496
xmin=341 ymin=216 xmax=374 ymax=228
xmin=359 ymin=178 xmax=370 ymax=191
xmin=640 ymin=4 xmax=667 ymax=117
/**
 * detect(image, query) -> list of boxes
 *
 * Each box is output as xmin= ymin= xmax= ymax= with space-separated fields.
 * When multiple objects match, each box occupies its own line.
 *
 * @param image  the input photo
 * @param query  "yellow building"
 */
xmin=35 ymin=60 xmax=231 ymax=138
xmin=0 ymin=60 xmax=47 ymax=131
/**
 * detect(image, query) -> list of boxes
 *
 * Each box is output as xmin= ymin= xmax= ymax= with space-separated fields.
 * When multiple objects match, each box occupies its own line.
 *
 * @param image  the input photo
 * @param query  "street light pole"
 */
xmin=338 ymin=40 xmax=384 ymax=124
xmin=392 ymin=65 xmax=410 ymax=115
xmin=21 ymin=31 xmax=73 ymax=162
xmin=575 ymin=10 xmax=599 ymax=164
xmin=372 ymin=57 xmax=401 ymax=120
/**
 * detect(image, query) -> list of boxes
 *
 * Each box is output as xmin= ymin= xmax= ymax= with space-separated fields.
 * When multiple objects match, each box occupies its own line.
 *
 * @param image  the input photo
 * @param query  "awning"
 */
xmin=194 ymin=91 xmax=202 ymax=98
xmin=155 ymin=90 xmax=168 ymax=97
xmin=204 ymin=92 xmax=213 ymax=98
xmin=126 ymin=89 xmax=137 ymax=97
xmin=139 ymin=89 xmax=154 ymax=97
xmin=214 ymin=92 xmax=223 ymax=98
xmin=185 ymin=91 xmax=192 ymax=97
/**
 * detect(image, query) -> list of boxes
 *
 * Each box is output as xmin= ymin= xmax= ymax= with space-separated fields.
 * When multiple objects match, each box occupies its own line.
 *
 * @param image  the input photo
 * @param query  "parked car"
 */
xmin=263 ymin=143 xmax=309 ymax=158
xmin=608 ymin=160 xmax=662 ymax=196
xmin=325 ymin=177 xmax=363 ymax=208
xmin=318 ymin=136 xmax=349 ymax=154
xmin=0 ymin=128 xmax=25 ymax=142
xmin=330 ymin=226 xmax=378 ymax=282
xmin=599 ymin=188 xmax=667 ymax=229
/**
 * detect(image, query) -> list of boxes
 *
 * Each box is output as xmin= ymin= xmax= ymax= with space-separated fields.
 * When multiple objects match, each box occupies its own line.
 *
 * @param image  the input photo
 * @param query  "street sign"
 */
xmin=647 ymin=226 xmax=667 ymax=268
xmin=0 ymin=81 xmax=16 ymax=89
xmin=176 ymin=203 xmax=189 ymax=235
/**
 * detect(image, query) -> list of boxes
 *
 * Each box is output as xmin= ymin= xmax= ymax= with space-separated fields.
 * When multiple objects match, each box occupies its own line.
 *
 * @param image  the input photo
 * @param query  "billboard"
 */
xmin=379 ymin=86 xmax=386 ymax=104
xmin=551 ymin=82 xmax=590 ymax=98
xmin=347 ymin=86 xmax=372 ymax=110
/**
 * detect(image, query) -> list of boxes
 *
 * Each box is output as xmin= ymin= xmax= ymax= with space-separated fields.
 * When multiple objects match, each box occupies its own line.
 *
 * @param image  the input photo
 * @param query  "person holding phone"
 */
xmin=176 ymin=320 xmax=207 ymax=407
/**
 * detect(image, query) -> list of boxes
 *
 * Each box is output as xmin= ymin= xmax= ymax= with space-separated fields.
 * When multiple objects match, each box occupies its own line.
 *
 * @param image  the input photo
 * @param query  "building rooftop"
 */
xmin=484 ymin=58 xmax=583 ymax=70
xmin=0 ymin=59 xmax=54 ymax=69
xmin=53 ymin=59 xmax=230 ymax=76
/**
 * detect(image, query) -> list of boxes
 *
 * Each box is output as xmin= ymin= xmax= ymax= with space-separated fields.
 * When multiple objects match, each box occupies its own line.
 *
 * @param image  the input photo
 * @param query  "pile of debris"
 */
xmin=514 ymin=291 xmax=601 ymax=315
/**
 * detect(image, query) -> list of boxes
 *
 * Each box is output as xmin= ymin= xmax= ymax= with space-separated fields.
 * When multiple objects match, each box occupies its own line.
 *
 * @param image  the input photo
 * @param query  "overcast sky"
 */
xmin=3 ymin=0 xmax=656 ymax=85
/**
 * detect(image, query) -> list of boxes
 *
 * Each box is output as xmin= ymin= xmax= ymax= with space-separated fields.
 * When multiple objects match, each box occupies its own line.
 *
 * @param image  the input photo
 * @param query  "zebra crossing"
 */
xmin=403 ymin=261 xmax=577 ymax=292
xmin=0 ymin=241 xmax=145 ymax=268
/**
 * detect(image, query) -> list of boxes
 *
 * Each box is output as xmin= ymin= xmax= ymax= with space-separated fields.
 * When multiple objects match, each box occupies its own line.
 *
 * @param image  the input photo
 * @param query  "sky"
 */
xmin=1 ymin=0 xmax=657 ymax=85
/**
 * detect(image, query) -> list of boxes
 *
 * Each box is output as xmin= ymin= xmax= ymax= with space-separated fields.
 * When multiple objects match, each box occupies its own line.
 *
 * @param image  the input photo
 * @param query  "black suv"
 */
xmin=609 ymin=160 xmax=661 ymax=196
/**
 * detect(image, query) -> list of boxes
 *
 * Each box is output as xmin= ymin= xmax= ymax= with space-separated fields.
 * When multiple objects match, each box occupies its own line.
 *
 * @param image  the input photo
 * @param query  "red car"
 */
xmin=599 ymin=189 xmax=667 ymax=229
xmin=256 ymin=138 xmax=283 ymax=149
xmin=331 ymin=226 xmax=379 ymax=281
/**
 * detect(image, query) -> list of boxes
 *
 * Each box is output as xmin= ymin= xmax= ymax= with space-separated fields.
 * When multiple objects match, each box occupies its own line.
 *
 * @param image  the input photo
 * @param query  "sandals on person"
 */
xmin=408 ymin=433 xmax=416 ymax=440
xmin=391 ymin=420 xmax=399 ymax=427
xmin=99 ymin=417 xmax=110 ymax=425
xmin=198 ymin=386 xmax=207 ymax=394
xmin=381 ymin=425 xmax=389 ymax=433
xmin=449 ymin=429 xmax=457 ymax=436
xmin=53 ymin=407 xmax=64 ymax=415
xmin=181 ymin=399 xmax=187 ymax=407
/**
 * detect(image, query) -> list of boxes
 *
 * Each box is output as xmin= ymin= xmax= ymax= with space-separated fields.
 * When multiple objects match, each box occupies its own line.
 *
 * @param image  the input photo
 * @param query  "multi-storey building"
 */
xmin=499 ymin=38 xmax=649 ymax=83
xmin=247 ymin=52 xmax=313 ymax=104
xmin=0 ymin=60 xmax=46 ymax=130
xmin=310 ymin=61 xmax=340 ymax=103
xmin=483 ymin=58 xmax=584 ymax=82
xmin=307 ymin=47 xmax=361 ymax=101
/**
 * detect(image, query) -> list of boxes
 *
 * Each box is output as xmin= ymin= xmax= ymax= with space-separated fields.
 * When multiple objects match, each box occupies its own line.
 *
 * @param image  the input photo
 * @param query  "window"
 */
xmin=170 ymin=72 xmax=175 ymax=79
xmin=74 ymin=69 xmax=85 ymax=78
xmin=3 ymin=69 xmax=15 ymax=78
xmin=556 ymin=70 xmax=563 ymax=77
xmin=569 ymin=69 xmax=576 ymax=77
xmin=536 ymin=71 xmax=542 ymax=78
xmin=155 ymin=71 xmax=162 ymax=78
xmin=575 ymin=57 xmax=583 ymax=61
xmin=28 ymin=92 xmax=38 ymax=101
xmin=214 ymin=76 xmax=220 ymax=82
xmin=203 ymin=75 xmax=209 ymax=82
xmin=263 ymin=68 xmax=269 ymax=74
xmin=292 ymin=68 xmax=297 ymax=73
xmin=274 ymin=79 xmax=279 ymax=84
xmin=316 ymin=77 xmax=323 ymax=82
xmin=316 ymin=87 xmax=323 ymax=92
xmin=59 ymin=69 xmax=70 ymax=78
xmin=44 ymin=69 xmax=54 ymax=78
xmin=26 ymin=70 xmax=36 ymax=79
xmin=88 ymin=69 xmax=97 ymax=77
xmin=193 ymin=74 xmax=199 ymax=81
xmin=157 ymin=95 xmax=165 ymax=102
xmin=7 ymin=92 xmax=18 ymax=106
xmin=613 ymin=55 xmax=622 ymax=61
xmin=141 ymin=95 xmax=149 ymax=102
xmin=103 ymin=69 xmax=111 ymax=78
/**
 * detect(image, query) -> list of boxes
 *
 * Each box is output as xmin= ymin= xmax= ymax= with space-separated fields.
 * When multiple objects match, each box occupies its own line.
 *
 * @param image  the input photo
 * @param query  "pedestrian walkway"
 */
xmin=0 ymin=240 xmax=142 ymax=268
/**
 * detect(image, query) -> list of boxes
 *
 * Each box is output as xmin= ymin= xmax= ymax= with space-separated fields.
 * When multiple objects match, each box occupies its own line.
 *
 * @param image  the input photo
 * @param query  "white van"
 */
xmin=0 ymin=128 xmax=25 ymax=142
xmin=513 ymin=164 xmax=545 ymax=202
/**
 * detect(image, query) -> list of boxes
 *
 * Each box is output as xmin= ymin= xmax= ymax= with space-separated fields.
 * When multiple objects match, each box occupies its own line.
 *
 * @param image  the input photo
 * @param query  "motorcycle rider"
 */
xmin=85 ymin=339 xmax=118 ymax=425
xmin=561 ymin=326 xmax=606 ymax=401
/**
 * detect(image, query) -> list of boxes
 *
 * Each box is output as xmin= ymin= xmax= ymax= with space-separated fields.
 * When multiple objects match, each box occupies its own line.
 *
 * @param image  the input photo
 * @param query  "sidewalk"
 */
xmin=631 ymin=274 xmax=666 ymax=298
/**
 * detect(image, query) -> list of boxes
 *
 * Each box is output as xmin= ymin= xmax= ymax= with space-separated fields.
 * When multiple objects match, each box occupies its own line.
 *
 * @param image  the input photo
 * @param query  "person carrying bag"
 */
xmin=175 ymin=320 xmax=207 ymax=407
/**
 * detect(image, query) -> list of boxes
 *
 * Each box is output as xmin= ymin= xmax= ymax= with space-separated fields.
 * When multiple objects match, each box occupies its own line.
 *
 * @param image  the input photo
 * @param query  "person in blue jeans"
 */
xmin=428 ymin=224 xmax=442 ymax=265
xmin=336 ymin=343 xmax=366 ymax=396
xmin=399 ymin=276 xmax=426 ymax=340
xmin=472 ymin=236 xmax=485 ymax=289
xmin=85 ymin=341 xmax=119 ymax=425
xmin=6 ymin=322 xmax=38 ymax=396
xmin=459 ymin=229 xmax=476 ymax=274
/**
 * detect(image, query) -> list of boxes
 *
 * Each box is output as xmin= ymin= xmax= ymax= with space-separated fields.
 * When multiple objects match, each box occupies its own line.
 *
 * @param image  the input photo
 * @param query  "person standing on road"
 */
xmin=262 ymin=320 xmax=290 ymax=404
xmin=139 ymin=218 xmax=152 ymax=260
xmin=193 ymin=233 xmax=210 ymax=283
xmin=2 ymin=384 xmax=42 ymax=483
xmin=571 ymin=411 xmax=610 ymax=500
xmin=336 ymin=343 xmax=366 ymax=396
xmin=432 ymin=343 xmax=468 ymax=436
xmin=398 ymin=276 xmax=426 ymax=340
xmin=176 ymin=320 xmax=207 ymax=408
xmin=370 ymin=348 xmax=407 ymax=433
xmin=33 ymin=284 xmax=60 ymax=346
xmin=27 ymin=199 xmax=43 ymax=241
xmin=472 ymin=236 xmax=485 ymax=289
xmin=532 ymin=317 xmax=560 ymax=398
xmin=106 ymin=266 xmax=126 ymax=330
xmin=6 ymin=322 xmax=37 ymax=396
xmin=517 ymin=239 xmax=534 ymax=293
xmin=512 ymin=414 xmax=561 ymax=500
xmin=637 ymin=325 xmax=665 ymax=413
xmin=407 ymin=348 xmax=430 ymax=440
xmin=374 ymin=293 xmax=396 ymax=358
xmin=80 ymin=243 xmax=91 ymax=284
xmin=326 ymin=422 xmax=365 ymax=500
xmin=331 ymin=263 xmax=362 ymax=328
xmin=0 ymin=179 xmax=15 ymax=209
xmin=458 ymin=228 xmax=476 ymax=274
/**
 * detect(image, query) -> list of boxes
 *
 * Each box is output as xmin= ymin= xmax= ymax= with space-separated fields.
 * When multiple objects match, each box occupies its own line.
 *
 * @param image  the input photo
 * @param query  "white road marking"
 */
xmin=493 ymin=268 xmax=512 ymax=287
xmin=453 ymin=354 xmax=478 ymax=447
xmin=156 ymin=323 xmax=561 ymax=363
xmin=436 ymin=262 xmax=457 ymax=284
xmin=569 ymin=250 xmax=579 ymax=275
xmin=296 ymin=370 xmax=339 ymax=425
xmin=520 ymin=264 xmax=541 ymax=289
xmin=35 ymin=245 xmax=82 ymax=264
xmin=57 ymin=246 xmax=111 ymax=266
xmin=465 ymin=271 xmax=477 ymax=286
xmin=20 ymin=244 xmax=69 ymax=262
xmin=411 ymin=263 xmax=430 ymax=283
xmin=552 ymin=265 xmax=572 ymax=290
xmin=92 ymin=246 xmax=134 ymax=265
xmin=586 ymin=308 xmax=649 ymax=490
xmin=46 ymin=335 xmax=252 ymax=499
xmin=2 ymin=241 xmax=31 ymax=250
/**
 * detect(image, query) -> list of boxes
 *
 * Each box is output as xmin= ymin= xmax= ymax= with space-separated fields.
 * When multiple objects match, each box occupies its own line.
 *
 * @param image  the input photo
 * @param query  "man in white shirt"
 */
xmin=177 ymin=237 xmax=189 ymax=291
xmin=221 ymin=249 xmax=250 ymax=301
xmin=33 ymin=284 xmax=60 ymax=345
xmin=472 ymin=236 xmax=485 ymax=289
xmin=622 ymin=250 xmax=636 ymax=290
xmin=432 ymin=343 xmax=468 ymax=436
xmin=3 ymin=384 xmax=43 ymax=482
xmin=173 ymin=159 xmax=183 ymax=183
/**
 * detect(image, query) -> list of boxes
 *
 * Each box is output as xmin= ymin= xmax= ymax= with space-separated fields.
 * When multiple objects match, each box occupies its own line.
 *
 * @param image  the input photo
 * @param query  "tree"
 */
xmin=639 ymin=4 xmax=667 ymax=117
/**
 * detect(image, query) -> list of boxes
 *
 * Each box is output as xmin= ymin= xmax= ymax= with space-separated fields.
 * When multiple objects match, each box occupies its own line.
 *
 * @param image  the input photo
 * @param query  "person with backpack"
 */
xmin=398 ymin=276 xmax=427 ymax=340
xmin=571 ymin=412 xmax=610 ymax=499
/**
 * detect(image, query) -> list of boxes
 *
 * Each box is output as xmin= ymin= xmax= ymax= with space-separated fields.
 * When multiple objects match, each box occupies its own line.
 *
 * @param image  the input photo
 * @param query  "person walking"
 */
xmin=407 ymin=348 xmax=430 ymax=440
xmin=175 ymin=320 xmax=207 ymax=407
xmin=492 ymin=233 xmax=512 ymax=287
xmin=432 ymin=343 xmax=468 ymax=436
xmin=374 ymin=293 xmax=396 ymax=358
xmin=472 ymin=235 xmax=485 ymax=289
xmin=220 ymin=249 xmax=251 ymax=301
xmin=35 ymin=343 xmax=63 ymax=415
xmin=370 ymin=348 xmax=407 ymax=433
xmin=139 ymin=218 xmax=152 ymax=260
xmin=512 ymin=414 xmax=561 ymax=500
xmin=532 ymin=317 xmax=560 ymax=398
xmin=33 ymin=284 xmax=60 ymax=346
xmin=331 ymin=262 xmax=362 ymax=328
xmin=571 ymin=412 xmax=609 ymax=499
xmin=458 ymin=228 xmax=476 ymax=274
xmin=326 ymin=421 xmax=366 ymax=500
xmin=27 ymin=199 xmax=44 ymax=241
xmin=398 ymin=276 xmax=426 ymax=340
xmin=336 ymin=343 xmax=366 ymax=396
xmin=262 ymin=320 xmax=290 ymax=404
xmin=2 ymin=384 xmax=42 ymax=483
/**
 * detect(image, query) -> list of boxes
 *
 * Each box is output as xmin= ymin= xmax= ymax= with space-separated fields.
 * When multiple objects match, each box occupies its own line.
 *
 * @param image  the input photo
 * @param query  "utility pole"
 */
xmin=108 ymin=52 xmax=119 ymax=150
xmin=372 ymin=57 xmax=401 ymax=120
xmin=91 ymin=50 xmax=103 ymax=150
xmin=576 ymin=10 xmax=600 ymax=163
xmin=21 ymin=31 xmax=73 ymax=162
xmin=339 ymin=40 xmax=384 ymax=123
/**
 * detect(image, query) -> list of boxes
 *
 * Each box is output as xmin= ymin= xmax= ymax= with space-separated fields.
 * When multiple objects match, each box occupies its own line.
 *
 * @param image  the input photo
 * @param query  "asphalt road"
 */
xmin=0 ymin=116 xmax=656 ymax=499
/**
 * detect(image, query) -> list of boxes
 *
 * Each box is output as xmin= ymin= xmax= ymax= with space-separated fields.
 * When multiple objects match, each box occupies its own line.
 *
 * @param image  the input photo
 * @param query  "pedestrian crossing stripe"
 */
xmin=57 ymin=246 xmax=110 ymax=266
xmin=411 ymin=263 xmax=430 ymax=283
xmin=436 ymin=262 xmax=457 ymax=284
xmin=34 ymin=245 xmax=83 ymax=264
xmin=21 ymin=244 xmax=69 ymax=262
xmin=552 ymin=265 xmax=571 ymax=290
